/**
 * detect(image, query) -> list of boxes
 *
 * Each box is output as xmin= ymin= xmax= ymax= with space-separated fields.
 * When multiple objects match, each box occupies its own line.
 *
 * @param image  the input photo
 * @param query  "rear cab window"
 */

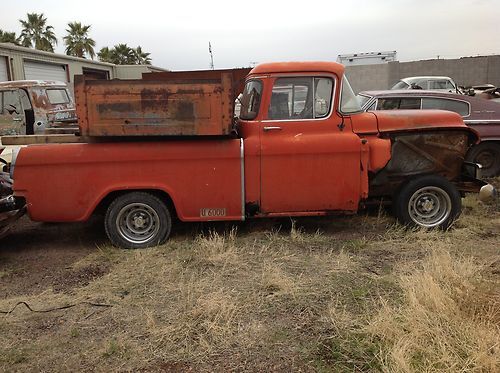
xmin=267 ymin=77 xmax=333 ymax=120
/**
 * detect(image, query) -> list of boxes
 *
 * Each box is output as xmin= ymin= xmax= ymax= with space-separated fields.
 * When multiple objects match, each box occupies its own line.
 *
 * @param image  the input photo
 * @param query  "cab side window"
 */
xmin=19 ymin=89 xmax=32 ymax=110
xmin=1 ymin=91 xmax=21 ymax=115
xmin=268 ymin=77 xmax=333 ymax=120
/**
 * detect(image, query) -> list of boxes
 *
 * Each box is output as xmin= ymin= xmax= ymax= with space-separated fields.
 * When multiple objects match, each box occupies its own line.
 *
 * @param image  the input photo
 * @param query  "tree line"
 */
xmin=0 ymin=13 xmax=151 ymax=65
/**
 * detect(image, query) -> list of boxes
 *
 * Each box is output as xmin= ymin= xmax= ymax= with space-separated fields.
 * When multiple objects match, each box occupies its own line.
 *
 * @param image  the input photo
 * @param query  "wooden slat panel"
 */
xmin=0 ymin=135 xmax=86 ymax=145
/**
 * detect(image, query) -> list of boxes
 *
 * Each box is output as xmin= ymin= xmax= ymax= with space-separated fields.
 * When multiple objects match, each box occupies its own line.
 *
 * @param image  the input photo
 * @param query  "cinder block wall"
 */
xmin=345 ymin=55 xmax=500 ymax=93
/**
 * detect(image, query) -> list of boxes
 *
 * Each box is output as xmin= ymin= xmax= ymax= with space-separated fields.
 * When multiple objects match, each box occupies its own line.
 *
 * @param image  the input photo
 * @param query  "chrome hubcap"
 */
xmin=116 ymin=203 xmax=160 ymax=244
xmin=408 ymin=186 xmax=452 ymax=228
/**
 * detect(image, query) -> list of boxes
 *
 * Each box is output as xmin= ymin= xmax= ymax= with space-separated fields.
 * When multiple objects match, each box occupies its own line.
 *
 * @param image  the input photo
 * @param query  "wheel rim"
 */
xmin=408 ymin=186 xmax=452 ymax=228
xmin=475 ymin=150 xmax=495 ymax=170
xmin=116 ymin=203 xmax=160 ymax=244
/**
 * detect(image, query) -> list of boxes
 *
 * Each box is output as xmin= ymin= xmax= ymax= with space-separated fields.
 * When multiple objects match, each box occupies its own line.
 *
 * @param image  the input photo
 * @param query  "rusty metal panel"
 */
xmin=369 ymin=130 xmax=471 ymax=196
xmin=76 ymin=69 xmax=247 ymax=137
xmin=142 ymin=68 xmax=251 ymax=102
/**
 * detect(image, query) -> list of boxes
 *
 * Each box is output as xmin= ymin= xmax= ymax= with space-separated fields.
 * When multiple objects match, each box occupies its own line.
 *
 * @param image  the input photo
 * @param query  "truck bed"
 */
xmin=13 ymin=138 xmax=245 ymax=222
xmin=75 ymin=69 xmax=250 ymax=137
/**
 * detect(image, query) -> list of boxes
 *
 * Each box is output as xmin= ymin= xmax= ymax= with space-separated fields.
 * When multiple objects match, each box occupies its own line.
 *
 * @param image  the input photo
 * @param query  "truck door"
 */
xmin=260 ymin=76 xmax=362 ymax=213
xmin=0 ymin=90 xmax=26 ymax=136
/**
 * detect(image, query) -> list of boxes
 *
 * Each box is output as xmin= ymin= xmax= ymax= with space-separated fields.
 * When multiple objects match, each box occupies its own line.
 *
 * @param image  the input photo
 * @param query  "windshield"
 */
xmin=239 ymin=80 xmax=262 ymax=120
xmin=340 ymin=75 xmax=362 ymax=114
xmin=356 ymin=94 xmax=372 ymax=109
xmin=391 ymin=81 xmax=410 ymax=90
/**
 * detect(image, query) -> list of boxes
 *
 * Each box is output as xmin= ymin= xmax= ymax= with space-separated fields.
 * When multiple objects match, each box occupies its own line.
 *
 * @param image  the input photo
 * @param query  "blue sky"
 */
xmin=1 ymin=0 xmax=499 ymax=70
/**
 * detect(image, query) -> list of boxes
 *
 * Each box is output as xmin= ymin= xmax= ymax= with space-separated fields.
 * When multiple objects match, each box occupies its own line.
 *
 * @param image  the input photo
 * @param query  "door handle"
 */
xmin=263 ymin=126 xmax=282 ymax=131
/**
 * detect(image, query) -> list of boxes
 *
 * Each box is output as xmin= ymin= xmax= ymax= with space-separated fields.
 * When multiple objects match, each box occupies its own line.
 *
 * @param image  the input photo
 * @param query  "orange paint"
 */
xmin=12 ymin=62 xmax=477 ymax=226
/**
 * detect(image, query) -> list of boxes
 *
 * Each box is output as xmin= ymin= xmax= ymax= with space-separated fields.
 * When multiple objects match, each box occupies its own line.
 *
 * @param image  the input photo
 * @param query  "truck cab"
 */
xmin=237 ymin=62 xmax=486 ymax=219
xmin=238 ymin=62 xmax=366 ymax=215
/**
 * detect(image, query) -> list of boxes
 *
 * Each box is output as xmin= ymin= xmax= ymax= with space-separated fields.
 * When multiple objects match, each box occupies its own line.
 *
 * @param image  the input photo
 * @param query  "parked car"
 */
xmin=391 ymin=76 xmax=459 ymax=93
xmin=357 ymin=89 xmax=500 ymax=176
xmin=0 ymin=80 xmax=77 ymax=136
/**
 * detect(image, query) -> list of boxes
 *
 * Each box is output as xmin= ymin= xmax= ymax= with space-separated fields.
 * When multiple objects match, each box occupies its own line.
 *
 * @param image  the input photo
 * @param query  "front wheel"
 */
xmin=393 ymin=175 xmax=461 ymax=229
xmin=105 ymin=192 xmax=172 ymax=249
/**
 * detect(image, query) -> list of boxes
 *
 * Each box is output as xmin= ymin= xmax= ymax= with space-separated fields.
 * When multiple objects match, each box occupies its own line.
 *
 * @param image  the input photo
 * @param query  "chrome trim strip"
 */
xmin=464 ymin=119 xmax=500 ymax=123
xmin=240 ymin=138 xmax=245 ymax=221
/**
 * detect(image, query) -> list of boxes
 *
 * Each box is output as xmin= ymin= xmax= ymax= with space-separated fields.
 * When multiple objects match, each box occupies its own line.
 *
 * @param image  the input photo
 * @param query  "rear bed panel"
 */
xmin=75 ymin=72 xmax=236 ymax=137
xmin=13 ymin=139 xmax=243 ymax=222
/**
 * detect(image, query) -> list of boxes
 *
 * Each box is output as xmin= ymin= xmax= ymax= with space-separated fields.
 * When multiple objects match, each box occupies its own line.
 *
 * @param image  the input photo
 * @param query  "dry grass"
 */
xmin=368 ymin=249 xmax=499 ymax=372
xmin=0 ymin=189 xmax=498 ymax=372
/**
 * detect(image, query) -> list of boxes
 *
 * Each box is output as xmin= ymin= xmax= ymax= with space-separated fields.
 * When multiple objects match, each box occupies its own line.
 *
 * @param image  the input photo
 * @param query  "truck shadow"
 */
xmin=0 ymin=215 xmax=108 ymax=254
xmin=0 ymin=211 xmax=392 ymax=297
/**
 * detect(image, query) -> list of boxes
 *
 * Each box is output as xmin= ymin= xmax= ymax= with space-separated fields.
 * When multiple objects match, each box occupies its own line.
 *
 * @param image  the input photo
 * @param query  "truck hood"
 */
xmin=373 ymin=109 xmax=471 ymax=133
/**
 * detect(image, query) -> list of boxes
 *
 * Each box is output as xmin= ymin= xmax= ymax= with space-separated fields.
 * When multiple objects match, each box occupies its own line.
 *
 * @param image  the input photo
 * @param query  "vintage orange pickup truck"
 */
xmin=0 ymin=62 xmax=495 ymax=248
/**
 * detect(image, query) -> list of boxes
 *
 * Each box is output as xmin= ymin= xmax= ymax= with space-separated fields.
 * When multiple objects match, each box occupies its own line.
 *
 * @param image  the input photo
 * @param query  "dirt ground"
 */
xmin=0 ymin=191 xmax=499 ymax=372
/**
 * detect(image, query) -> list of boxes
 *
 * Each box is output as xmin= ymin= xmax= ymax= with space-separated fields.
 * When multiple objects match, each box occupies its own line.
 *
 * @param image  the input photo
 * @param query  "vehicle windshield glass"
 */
xmin=391 ymin=81 xmax=410 ymax=90
xmin=356 ymin=94 xmax=372 ymax=109
xmin=239 ymin=80 xmax=262 ymax=120
xmin=340 ymin=75 xmax=361 ymax=114
xmin=46 ymin=89 xmax=70 ymax=105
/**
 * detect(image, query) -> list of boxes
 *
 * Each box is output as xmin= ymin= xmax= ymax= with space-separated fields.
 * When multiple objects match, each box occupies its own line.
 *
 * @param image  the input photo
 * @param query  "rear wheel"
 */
xmin=105 ymin=192 xmax=171 ymax=249
xmin=466 ymin=142 xmax=500 ymax=178
xmin=393 ymin=175 xmax=461 ymax=229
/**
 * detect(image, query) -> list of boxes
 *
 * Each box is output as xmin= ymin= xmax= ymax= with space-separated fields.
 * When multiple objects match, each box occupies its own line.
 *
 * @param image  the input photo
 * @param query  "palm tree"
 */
xmin=97 ymin=47 xmax=112 ymax=63
xmin=98 ymin=44 xmax=153 ymax=65
xmin=110 ymin=43 xmax=135 ymax=64
xmin=133 ymin=46 xmax=151 ymax=65
xmin=0 ymin=30 xmax=20 ymax=45
xmin=63 ymin=22 xmax=96 ymax=59
xmin=19 ymin=13 xmax=57 ymax=52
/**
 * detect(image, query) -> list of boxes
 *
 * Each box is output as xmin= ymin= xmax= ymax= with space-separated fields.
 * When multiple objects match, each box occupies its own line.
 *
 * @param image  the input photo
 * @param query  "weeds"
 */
xmin=367 ymin=249 xmax=500 ymax=372
xmin=0 ymin=194 xmax=498 ymax=371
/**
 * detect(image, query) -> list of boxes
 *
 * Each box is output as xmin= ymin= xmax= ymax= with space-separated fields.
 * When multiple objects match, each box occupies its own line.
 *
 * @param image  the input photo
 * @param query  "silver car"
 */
xmin=391 ymin=76 xmax=459 ymax=93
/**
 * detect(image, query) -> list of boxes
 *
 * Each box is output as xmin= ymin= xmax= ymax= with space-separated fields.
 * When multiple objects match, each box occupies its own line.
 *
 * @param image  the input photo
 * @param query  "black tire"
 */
xmin=105 ymin=192 xmax=171 ymax=249
xmin=466 ymin=142 xmax=500 ymax=178
xmin=393 ymin=175 xmax=461 ymax=229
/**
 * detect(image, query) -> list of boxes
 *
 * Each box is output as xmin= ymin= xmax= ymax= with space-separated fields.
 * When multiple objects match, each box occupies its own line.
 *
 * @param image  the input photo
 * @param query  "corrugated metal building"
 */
xmin=0 ymin=43 xmax=168 ymax=83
